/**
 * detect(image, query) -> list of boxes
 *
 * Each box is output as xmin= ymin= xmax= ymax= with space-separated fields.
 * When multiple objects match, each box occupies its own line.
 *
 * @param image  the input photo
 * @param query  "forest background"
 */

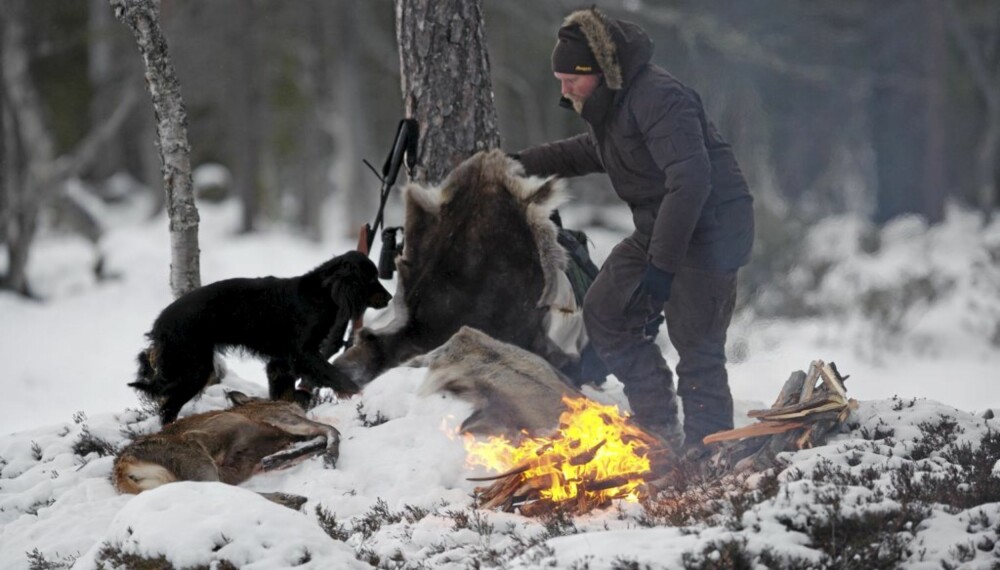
xmin=3 ymin=0 xmax=1000 ymax=353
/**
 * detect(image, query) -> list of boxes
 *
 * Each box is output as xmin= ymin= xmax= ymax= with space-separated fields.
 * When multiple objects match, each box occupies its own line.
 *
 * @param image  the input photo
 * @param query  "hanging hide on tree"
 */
xmin=334 ymin=149 xmax=587 ymax=386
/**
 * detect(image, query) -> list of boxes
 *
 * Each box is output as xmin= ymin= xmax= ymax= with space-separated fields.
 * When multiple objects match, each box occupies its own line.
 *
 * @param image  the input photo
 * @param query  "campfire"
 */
xmin=460 ymin=359 xmax=858 ymax=515
xmin=463 ymin=396 xmax=663 ymax=516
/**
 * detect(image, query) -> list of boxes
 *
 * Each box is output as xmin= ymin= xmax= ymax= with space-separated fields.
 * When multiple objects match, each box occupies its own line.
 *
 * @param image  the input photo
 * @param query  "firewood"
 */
xmin=798 ymin=361 xmax=823 ymax=403
xmin=721 ymin=435 xmax=769 ymax=473
xmin=581 ymin=473 xmax=646 ymax=493
xmin=747 ymin=393 xmax=846 ymax=420
xmin=772 ymin=370 xmax=807 ymax=408
xmin=535 ymin=442 xmax=555 ymax=456
xmin=797 ymin=408 xmax=851 ymax=450
xmin=837 ymin=400 xmax=858 ymax=423
xmin=512 ymin=473 xmax=556 ymax=498
xmin=818 ymin=361 xmax=848 ymax=399
xmin=702 ymin=420 xmax=806 ymax=444
xmin=500 ymin=495 xmax=515 ymax=512
xmin=518 ymin=500 xmax=552 ymax=518
xmin=480 ymin=475 xmax=525 ymax=510
xmin=750 ymin=427 xmax=801 ymax=469
xmin=467 ymin=464 xmax=531 ymax=482
xmin=568 ymin=439 xmax=606 ymax=466
xmin=476 ymin=473 xmax=521 ymax=502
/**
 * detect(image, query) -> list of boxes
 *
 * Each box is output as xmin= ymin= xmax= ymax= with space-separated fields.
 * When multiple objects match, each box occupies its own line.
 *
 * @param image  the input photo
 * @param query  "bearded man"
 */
xmin=514 ymin=8 xmax=755 ymax=458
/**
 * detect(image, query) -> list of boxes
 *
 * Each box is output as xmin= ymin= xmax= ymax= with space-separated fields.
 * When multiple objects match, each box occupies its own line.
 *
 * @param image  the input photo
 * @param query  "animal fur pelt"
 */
xmin=334 ymin=150 xmax=573 ymax=387
xmin=132 ymin=250 xmax=391 ymax=424
xmin=413 ymin=326 xmax=582 ymax=437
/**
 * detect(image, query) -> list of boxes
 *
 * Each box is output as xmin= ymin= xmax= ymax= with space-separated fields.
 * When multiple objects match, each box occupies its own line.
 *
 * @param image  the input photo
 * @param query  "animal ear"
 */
xmin=402 ymin=184 xmax=439 ymax=262
xmin=226 ymin=391 xmax=253 ymax=407
xmin=321 ymin=260 xmax=366 ymax=317
xmin=520 ymin=176 xmax=566 ymax=210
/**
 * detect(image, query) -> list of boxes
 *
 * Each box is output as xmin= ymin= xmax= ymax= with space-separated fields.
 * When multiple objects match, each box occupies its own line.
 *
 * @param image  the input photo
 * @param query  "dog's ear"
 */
xmin=321 ymin=256 xmax=367 ymax=317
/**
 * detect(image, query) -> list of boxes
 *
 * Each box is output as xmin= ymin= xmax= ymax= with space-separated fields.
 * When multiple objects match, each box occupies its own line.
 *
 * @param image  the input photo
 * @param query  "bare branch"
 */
xmin=50 ymin=84 xmax=142 ymax=188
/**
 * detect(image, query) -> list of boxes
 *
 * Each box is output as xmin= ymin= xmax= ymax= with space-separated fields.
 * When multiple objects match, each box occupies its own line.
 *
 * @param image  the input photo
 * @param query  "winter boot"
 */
xmin=638 ymin=396 xmax=684 ymax=476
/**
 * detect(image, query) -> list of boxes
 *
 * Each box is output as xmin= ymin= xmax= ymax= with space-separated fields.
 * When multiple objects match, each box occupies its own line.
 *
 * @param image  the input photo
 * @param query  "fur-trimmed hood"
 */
xmin=562 ymin=8 xmax=653 ymax=91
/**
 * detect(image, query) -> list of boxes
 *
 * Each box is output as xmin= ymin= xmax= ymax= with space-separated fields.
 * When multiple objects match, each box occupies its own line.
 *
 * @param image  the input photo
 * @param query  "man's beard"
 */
xmin=568 ymin=95 xmax=585 ymax=114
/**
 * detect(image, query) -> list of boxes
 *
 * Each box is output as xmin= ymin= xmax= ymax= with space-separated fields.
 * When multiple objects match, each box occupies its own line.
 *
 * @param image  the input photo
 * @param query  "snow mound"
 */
xmin=72 ymin=482 xmax=365 ymax=569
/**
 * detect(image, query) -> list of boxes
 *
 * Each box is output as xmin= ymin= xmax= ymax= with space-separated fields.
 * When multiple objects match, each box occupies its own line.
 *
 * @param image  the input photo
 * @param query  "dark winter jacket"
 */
xmin=518 ymin=9 xmax=754 ymax=274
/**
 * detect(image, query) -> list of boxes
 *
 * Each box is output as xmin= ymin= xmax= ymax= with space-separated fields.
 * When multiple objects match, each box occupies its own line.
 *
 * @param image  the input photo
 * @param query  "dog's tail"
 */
xmin=130 ymin=348 xmax=155 ymax=390
xmin=129 ymin=347 xmax=166 ymax=399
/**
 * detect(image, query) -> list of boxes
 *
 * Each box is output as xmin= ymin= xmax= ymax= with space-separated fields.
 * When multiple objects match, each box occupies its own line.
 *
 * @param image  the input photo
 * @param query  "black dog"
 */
xmin=131 ymin=251 xmax=391 ymax=424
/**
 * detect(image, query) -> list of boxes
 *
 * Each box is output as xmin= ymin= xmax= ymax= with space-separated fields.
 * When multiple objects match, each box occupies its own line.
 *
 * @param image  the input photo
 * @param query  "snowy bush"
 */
xmin=751 ymin=205 xmax=1000 ymax=356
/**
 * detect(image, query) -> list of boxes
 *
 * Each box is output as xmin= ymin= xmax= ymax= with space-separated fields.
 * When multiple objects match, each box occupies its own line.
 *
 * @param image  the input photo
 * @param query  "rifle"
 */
xmin=334 ymin=118 xmax=418 ymax=354
xmin=358 ymin=118 xmax=419 ymax=265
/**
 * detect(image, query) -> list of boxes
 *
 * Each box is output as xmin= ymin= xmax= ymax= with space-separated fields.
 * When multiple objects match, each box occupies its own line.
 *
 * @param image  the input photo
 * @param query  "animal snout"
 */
xmin=368 ymin=285 xmax=392 ymax=309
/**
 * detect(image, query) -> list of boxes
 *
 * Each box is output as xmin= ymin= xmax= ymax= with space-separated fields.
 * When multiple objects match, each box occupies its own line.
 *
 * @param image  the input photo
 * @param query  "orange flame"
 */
xmin=464 ymin=396 xmax=653 ymax=504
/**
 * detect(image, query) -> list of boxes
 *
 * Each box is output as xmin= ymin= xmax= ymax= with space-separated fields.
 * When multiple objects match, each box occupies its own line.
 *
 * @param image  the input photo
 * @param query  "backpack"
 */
xmin=556 ymin=227 xmax=600 ymax=307
xmin=553 ymin=225 xmax=609 ymax=386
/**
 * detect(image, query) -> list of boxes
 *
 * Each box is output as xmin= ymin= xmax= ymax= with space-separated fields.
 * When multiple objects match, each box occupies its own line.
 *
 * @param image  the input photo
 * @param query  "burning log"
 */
xmin=581 ymin=472 xmax=647 ymax=493
xmin=569 ymin=439 xmax=606 ymax=465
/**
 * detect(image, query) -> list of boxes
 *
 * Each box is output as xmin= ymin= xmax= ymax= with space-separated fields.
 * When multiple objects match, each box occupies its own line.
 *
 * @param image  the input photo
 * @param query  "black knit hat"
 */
xmin=551 ymin=24 xmax=600 ymax=75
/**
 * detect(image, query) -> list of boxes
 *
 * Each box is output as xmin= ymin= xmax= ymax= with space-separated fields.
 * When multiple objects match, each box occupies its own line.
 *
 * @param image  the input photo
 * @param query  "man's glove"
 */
xmin=627 ymin=264 xmax=675 ymax=310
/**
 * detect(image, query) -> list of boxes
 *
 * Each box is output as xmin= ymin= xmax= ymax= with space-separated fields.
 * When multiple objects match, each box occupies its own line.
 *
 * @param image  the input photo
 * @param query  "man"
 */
xmin=515 ymin=8 xmax=754 ymax=456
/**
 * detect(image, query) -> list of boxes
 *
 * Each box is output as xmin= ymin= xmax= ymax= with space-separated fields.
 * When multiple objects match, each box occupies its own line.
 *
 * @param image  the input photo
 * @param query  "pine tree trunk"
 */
xmin=110 ymin=0 xmax=200 ymax=297
xmin=395 ymin=0 xmax=502 ymax=185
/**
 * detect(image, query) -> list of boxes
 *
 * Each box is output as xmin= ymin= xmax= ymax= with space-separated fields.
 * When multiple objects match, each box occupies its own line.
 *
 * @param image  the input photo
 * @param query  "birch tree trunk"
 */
xmin=395 ymin=0 xmax=502 ymax=184
xmin=111 ymin=0 xmax=201 ymax=297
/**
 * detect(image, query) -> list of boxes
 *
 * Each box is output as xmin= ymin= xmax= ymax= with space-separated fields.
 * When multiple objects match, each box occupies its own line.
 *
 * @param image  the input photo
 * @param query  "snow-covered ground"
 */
xmin=1 ymin=194 xmax=999 ymax=568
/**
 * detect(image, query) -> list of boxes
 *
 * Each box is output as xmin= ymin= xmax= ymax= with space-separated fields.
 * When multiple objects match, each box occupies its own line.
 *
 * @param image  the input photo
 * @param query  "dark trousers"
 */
xmin=583 ymin=235 xmax=738 ymax=444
